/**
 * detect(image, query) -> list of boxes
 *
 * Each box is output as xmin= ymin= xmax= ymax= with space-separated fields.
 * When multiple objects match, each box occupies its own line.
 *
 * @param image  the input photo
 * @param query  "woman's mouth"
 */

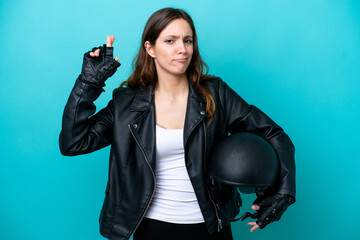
xmin=175 ymin=58 xmax=188 ymax=63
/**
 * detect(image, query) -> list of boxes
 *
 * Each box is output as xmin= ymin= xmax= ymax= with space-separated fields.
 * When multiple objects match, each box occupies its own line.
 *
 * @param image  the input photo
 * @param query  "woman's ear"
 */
xmin=144 ymin=41 xmax=155 ymax=58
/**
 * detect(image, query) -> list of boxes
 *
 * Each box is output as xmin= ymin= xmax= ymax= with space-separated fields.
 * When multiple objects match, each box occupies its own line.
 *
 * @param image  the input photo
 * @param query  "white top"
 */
xmin=144 ymin=124 xmax=205 ymax=223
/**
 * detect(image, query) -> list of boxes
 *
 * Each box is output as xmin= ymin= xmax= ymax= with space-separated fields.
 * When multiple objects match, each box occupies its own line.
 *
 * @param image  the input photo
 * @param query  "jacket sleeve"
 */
xmin=218 ymin=78 xmax=296 ymax=198
xmin=59 ymin=76 xmax=115 ymax=156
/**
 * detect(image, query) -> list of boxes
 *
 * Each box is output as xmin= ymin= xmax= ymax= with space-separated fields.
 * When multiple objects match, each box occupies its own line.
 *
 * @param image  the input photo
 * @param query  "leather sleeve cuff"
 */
xmin=77 ymin=74 xmax=105 ymax=92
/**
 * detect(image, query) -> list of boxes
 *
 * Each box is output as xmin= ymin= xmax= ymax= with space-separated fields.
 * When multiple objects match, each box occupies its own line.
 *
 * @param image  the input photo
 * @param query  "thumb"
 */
xmin=252 ymin=204 xmax=260 ymax=211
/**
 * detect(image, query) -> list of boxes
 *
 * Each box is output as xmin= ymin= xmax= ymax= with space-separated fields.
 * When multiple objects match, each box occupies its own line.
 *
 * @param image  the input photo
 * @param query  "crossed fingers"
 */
xmin=89 ymin=35 xmax=120 ymax=61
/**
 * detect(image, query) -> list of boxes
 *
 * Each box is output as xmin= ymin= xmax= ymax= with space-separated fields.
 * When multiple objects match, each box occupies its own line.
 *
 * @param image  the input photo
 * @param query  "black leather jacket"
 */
xmin=59 ymin=76 xmax=295 ymax=240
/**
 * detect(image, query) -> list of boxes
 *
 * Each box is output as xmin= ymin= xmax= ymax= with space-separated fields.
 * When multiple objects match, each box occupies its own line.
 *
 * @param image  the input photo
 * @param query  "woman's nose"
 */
xmin=177 ymin=41 xmax=187 ymax=53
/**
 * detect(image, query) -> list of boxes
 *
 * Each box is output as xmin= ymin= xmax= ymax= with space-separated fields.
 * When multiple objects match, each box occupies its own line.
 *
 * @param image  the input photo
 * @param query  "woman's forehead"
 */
xmin=159 ymin=19 xmax=193 ymax=38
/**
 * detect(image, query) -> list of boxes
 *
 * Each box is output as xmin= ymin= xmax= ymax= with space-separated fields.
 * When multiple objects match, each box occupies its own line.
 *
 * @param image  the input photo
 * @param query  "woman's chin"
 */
xmin=173 ymin=67 xmax=189 ymax=75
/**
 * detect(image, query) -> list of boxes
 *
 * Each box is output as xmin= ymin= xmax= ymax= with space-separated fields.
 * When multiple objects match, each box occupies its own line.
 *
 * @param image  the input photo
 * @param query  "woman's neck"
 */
xmin=155 ymin=73 xmax=189 ymax=100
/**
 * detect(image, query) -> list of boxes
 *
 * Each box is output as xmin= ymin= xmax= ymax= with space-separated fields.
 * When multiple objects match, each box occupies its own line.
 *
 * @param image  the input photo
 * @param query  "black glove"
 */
xmin=240 ymin=193 xmax=295 ymax=229
xmin=79 ymin=44 xmax=121 ymax=87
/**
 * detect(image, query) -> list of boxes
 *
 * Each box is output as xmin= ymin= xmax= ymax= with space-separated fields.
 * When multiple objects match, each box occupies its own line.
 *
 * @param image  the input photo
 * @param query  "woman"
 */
xmin=59 ymin=7 xmax=295 ymax=240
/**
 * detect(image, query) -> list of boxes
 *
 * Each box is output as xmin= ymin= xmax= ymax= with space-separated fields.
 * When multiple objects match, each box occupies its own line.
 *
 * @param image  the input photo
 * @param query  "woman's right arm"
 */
xmin=59 ymin=36 xmax=120 ymax=156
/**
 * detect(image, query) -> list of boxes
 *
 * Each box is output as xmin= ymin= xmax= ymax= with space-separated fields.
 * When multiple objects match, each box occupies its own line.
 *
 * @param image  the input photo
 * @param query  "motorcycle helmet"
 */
xmin=207 ymin=132 xmax=279 ymax=194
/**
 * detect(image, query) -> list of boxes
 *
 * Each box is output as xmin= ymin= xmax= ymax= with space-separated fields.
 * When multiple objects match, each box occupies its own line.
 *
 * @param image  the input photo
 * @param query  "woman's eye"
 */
xmin=185 ymin=39 xmax=193 ymax=44
xmin=165 ymin=39 xmax=174 ymax=43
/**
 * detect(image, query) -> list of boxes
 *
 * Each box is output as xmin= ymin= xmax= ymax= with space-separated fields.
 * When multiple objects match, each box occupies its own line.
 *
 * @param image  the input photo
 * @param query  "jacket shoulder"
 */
xmin=201 ymin=76 xmax=226 ymax=94
xmin=112 ymin=86 xmax=138 ymax=97
xmin=109 ymin=87 xmax=139 ymax=109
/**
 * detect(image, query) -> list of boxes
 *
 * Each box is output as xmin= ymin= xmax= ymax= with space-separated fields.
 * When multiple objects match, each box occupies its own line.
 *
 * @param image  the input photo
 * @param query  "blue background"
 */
xmin=1 ymin=0 xmax=359 ymax=239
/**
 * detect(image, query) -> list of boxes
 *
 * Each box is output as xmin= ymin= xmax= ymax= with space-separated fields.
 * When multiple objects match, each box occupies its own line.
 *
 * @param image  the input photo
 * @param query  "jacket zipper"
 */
xmin=127 ymin=124 xmax=156 ymax=238
xmin=203 ymin=121 xmax=222 ymax=232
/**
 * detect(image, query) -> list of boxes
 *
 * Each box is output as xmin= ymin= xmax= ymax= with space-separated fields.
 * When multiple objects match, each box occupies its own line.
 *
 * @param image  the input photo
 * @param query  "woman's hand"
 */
xmin=80 ymin=35 xmax=121 ymax=87
xmin=241 ymin=194 xmax=295 ymax=232
xmin=89 ymin=35 xmax=120 ymax=61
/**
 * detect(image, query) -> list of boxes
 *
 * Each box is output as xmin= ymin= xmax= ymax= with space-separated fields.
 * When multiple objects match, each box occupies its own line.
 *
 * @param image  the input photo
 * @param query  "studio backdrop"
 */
xmin=0 ymin=0 xmax=359 ymax=239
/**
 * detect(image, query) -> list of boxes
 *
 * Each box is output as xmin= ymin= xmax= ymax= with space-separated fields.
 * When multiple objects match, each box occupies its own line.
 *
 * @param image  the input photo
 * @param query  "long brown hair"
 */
xmin=120 ymin=7 xmax=216 ymax=121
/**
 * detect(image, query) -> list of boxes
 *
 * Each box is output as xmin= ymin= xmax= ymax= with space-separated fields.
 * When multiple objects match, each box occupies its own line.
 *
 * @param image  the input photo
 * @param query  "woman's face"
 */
xmin=145 ymin=18 xmax=194 ymax=77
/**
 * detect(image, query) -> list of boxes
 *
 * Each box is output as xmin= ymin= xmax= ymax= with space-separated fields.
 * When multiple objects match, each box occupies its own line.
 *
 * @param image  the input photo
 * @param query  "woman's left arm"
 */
xmin=217 ymin=77 xmax=296 ymax=198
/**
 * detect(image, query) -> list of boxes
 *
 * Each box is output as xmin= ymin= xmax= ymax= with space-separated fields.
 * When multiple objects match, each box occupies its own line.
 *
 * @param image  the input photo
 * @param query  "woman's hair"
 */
xmin=120 ymin=7 xmax=216 ymax=121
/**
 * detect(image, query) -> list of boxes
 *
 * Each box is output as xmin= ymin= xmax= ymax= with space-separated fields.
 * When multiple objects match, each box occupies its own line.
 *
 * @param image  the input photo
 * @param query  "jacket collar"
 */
xmin=130 ymin=79 xmax=206 ymax=112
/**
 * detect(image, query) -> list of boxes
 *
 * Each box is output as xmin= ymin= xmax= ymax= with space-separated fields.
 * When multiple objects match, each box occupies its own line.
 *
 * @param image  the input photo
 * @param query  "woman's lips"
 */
xmin=175 ymin=58 xmax=188 ymax=62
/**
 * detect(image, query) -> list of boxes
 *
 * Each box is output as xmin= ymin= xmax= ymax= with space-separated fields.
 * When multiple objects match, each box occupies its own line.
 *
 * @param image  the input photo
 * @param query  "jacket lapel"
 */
xmin=184 ymin=82 xmax=208 ymax=148
xmin=129 ymin=86 xmax=157 ymax=171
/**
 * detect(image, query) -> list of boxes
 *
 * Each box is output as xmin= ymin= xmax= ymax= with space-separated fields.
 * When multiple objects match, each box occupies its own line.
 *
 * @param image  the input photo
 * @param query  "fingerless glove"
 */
xmin=240 ymin=193 xmax=295 ymax=229
xmin=79 ymin=44 xmax=121 ymax=88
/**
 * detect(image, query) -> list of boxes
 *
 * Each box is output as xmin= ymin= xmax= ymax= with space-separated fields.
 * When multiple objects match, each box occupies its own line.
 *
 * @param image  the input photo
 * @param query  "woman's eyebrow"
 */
xmin=163 ymin=34 xmax=193 ymax=38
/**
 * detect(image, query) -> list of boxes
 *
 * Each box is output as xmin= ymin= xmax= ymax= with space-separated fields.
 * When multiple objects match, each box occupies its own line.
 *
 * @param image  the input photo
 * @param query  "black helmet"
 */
xmin=207 ymin=132 xmax=279 ymax=194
